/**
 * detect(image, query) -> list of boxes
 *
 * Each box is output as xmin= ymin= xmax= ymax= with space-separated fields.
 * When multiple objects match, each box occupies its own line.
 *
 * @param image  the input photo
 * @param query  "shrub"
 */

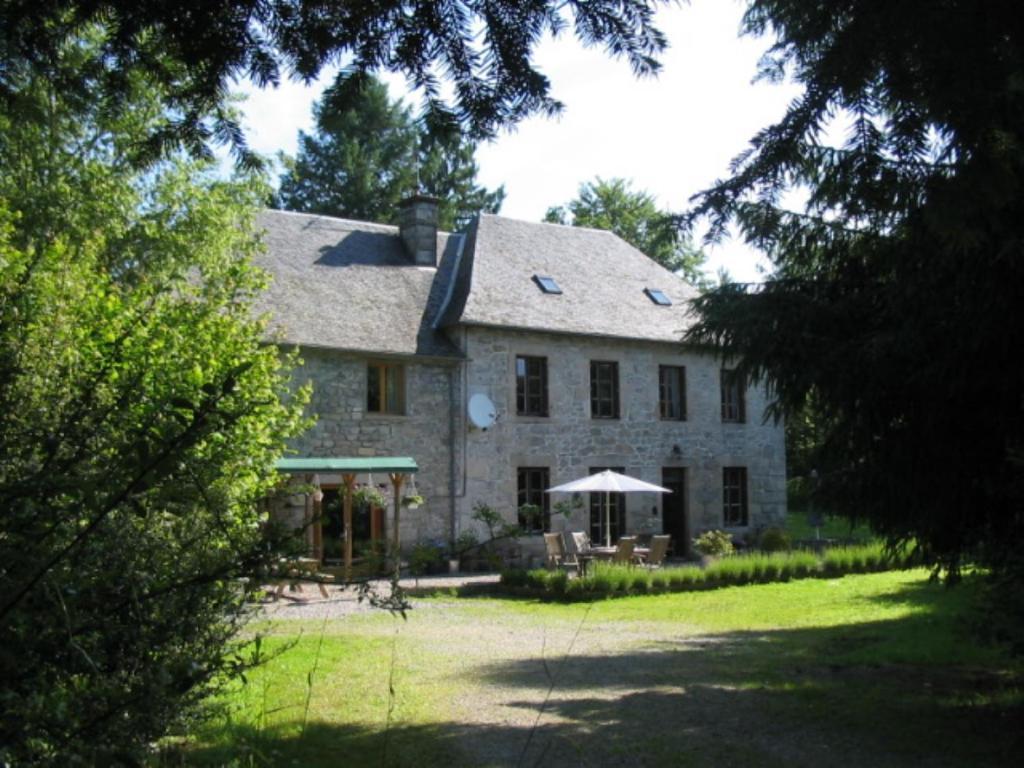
xmin=501 ymin=569 xmax=528 ymax=588
xmin=565 ymin=579 xmax=586 ymax=598
xmin=650 ymin=571 xmax=669 ymax=591
xmin=629 ymin=570 xmax=652 ymax=594
xmin=409 ymin=542 xmax=445 ymax=577
xmin=693 ymin=529 xmax=734 ymax=557
xmin=590 ymin=569 xmax=614 ymax=595
xmin=758 ymin=527 xmax=792 ymax=552
xmin=0 ymin=89 xmax=310 ymax=763
xmin=610 ymin=566 xmax=633 ymax=594
xmin=525 ymin=569 xmax=549 ymax=590
xmin=547 ymin=571 xmax=569 ymax=596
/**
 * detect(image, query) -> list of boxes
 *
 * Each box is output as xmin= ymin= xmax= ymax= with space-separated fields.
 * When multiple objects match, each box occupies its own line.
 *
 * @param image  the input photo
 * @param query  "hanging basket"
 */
xmin=401 ymin=494 xmax=425 ymax=509
xmin=353 ymin=486 xmax=387 ymax=509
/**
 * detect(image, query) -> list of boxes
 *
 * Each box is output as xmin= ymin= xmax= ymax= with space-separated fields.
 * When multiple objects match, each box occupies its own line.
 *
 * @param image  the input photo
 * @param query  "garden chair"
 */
xmin=643 ymin=535 xmax=671 ymax=569
xmin=611 ymin=536 xmax=636 ymax=565
xmin=543 ymin=532 xmax=567 ymax=569
xmin=570 ymin=531 xmax=591 ymax=555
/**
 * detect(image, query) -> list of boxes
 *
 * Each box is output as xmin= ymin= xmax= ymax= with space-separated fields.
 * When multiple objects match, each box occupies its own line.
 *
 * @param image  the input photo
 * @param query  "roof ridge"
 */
xmin=477 ymin=211 xmax=617 ymax=237
xmin=261 ymin=207 xmax=453 ymax=236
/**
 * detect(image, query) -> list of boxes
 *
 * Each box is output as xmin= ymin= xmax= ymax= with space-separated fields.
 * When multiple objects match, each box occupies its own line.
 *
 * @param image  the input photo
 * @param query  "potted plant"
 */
xmin=353 ymin=486 xmax=387 ymax=509
xmin=692 ymin=529 xmax=734 ymax=567
xmin=401 ymin=494 xmax=425 ymax=509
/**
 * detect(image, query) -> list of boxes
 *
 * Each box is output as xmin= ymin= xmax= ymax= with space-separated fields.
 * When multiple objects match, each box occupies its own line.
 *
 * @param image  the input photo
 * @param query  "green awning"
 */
xmin=276 ymin=457 xmax=418 ymax=474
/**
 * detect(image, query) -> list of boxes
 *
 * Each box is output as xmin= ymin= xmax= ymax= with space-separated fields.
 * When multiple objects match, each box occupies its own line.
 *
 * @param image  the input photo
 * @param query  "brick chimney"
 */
xmin=398 ymin=195 xmax=440 ymax=266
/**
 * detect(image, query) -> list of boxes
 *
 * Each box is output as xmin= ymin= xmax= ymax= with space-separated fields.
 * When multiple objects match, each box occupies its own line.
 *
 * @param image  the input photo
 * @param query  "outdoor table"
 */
xmin=578 ymin=546 xmax=650 ymax=574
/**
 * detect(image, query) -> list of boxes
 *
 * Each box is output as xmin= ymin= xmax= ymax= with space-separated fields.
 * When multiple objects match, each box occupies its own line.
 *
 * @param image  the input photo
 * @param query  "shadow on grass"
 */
xmin=177 ymin=580 xmax=1022 ymax=768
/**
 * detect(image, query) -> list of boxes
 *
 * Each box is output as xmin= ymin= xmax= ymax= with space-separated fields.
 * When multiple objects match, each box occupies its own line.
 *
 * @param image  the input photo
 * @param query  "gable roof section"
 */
xmin=252 ymin=210 xmax=461 ymax=358
xmin=437 ymin=214 xmax=699 ymax=343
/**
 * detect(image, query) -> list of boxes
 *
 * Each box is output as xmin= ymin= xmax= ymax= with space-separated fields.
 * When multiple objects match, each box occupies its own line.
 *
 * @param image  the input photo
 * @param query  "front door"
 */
xmin=589 ymin=466 xmax=625 ymax=545
xmin=661 ymin=468 xmax=688 ymax=556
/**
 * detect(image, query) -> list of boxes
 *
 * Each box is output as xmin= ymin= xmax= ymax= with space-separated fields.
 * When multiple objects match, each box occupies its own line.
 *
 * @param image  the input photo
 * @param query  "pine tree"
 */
xmin=685 ymin=0 xmax=1024 ymax=582
xmin=278 ymin=74 xmax=503 ymax=230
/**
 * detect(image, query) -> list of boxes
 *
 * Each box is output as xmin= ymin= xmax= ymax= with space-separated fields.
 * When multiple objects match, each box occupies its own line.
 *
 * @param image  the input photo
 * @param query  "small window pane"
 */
xmin=659 ymin=365 xmax=686 ymax=420
xmin=723 ymin=467 xmax=749 ymax=526
xmin=516 ymin=355 xmax=548 ymax=416
xmin=721 ymin=368 xmax=746 ymax=423
xmin=367 ymin=362 xmax=405 ymax=415
xmin=517 ymin=467 xmax=551 ymax=532
xmin=590 ymin=361 xmax=620 ymax=419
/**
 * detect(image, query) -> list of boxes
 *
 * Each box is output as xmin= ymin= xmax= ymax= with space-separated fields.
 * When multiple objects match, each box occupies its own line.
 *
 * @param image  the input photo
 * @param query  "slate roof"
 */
xmin=252 ymin=210 xmax=462 ymax=358
xmin=254 ymin=209 xmax=699 ymax=358
xmin=436 ymin=214 xmax=699 ymax=343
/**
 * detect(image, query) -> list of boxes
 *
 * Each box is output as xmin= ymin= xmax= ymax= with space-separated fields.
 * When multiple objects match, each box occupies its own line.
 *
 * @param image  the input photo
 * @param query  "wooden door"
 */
xmin=661 ymin=468 xmax=688 ymax=556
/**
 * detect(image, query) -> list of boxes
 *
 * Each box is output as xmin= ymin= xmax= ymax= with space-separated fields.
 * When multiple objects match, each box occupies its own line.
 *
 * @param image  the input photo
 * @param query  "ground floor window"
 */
xmin=722 ymin=466 xmax=749 ymax=527
xmin=589 ymin=465 xmax=626 ymax=545
xmin=517 ymin=467 xmax=550 ymax=532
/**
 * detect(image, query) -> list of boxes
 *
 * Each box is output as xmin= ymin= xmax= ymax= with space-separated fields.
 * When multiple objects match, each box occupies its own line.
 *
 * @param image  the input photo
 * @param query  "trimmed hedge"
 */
xmin=500 ymin=543 xmax=916 ymax=601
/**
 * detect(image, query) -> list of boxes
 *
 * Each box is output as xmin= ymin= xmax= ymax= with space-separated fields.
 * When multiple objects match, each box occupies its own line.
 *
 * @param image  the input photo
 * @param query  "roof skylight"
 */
xmin=533 ymin=275 xmax=562 ymax=294
xmin=644 ymin=288 xmax=672 ymax=306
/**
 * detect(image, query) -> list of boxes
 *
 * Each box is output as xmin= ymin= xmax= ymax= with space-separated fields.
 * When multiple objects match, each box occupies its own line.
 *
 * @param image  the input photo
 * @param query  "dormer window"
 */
xmin=533 ymin=275 xmax=562 ymax=294
xmin=645 ymin=288 xmax=671 ymax=306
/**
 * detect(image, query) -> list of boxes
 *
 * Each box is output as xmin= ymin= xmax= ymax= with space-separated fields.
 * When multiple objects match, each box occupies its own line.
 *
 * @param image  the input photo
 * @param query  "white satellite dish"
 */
xmin=468 ymin=393 xmax=497 ymax=429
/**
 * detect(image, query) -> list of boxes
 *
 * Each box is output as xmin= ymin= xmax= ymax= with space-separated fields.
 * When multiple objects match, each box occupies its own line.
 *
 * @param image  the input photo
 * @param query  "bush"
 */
xmin=525 ymin=569 xmax=549 ymax=590
xmin=501 ymin=569 xmax=528 ymax=588
xmin=692 ymin=529 xmax=735 ymax=557
xmin=0 ymin=83 xmax=309 ymax=763
xmin=590 ymin=568 xmax=614 ymax=595
xmin=409 ymin=542 xmax=445 ymax=577
xmin=629 ymin=570 xmax=652 ymax=594
xmin=547 ymin=570 xmax=569 ymax=596
xmin=758 ymin=527 xmax=792 ymax=552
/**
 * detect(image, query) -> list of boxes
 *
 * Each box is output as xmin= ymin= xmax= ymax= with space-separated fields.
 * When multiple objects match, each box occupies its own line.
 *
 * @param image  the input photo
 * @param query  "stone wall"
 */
xmin=275 ymin=332 xmax=786 ymax=559
xmin=452 ymin=327 xmax=787 ymax=556
xmin=283 ymin=346 xmax=459 ymax=546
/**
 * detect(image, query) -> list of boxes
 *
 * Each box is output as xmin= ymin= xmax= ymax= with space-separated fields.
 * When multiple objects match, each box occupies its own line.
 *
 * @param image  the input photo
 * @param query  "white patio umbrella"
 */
xmin=546 ymin=469 xmax=672 ymax=547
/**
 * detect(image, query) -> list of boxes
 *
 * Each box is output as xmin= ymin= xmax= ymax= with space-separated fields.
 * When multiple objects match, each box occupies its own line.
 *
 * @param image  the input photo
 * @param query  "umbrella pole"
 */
xmin=605 ymin=491 xmax=611 ymax=547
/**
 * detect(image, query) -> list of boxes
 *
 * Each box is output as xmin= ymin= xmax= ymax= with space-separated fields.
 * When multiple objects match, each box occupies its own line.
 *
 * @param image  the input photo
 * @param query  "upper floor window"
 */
xmin=659 ymin=365 xmax=687 ymax=420
xmin=722 ymin=466 xmax=749 ymax=526
xmin=720 ymin=368 xmax=746 ymax=423
xmin=515 ymin=355 xmax=549 ymax=416
xmin=367 ymin=361 xmax=405 ymax=415
xmin=590 ymin=360 xmax=620 ymax=419
xmin=517 ymin=467 xmax=550 ymax=533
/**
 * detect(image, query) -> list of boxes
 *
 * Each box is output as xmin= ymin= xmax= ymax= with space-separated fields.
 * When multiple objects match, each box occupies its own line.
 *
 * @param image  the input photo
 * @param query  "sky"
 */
xmin=228 ymin=0 xmax=802 ymax=284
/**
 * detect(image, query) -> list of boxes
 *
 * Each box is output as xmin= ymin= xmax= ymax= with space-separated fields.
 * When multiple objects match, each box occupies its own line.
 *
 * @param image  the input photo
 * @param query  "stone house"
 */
xmin=255 ymin=197 xmax=786 ymax=561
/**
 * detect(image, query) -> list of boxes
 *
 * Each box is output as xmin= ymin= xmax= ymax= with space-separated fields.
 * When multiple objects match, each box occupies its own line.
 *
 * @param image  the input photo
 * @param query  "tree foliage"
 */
xmin=0 ymin=35 xmax=308 ymax=764
xmin=0 ymin=0 xmax=670 ymax=165
xmin=545 ymin=177 xmax=707 ymax=284
xmin=277 ymin=74 xmax=504 ymax=230
xmin=685 ymin=0 xmax=1024 ymax=579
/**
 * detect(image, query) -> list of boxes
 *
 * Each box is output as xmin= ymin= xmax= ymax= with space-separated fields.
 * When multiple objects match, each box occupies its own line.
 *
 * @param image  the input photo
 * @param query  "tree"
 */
xmin=277 ymin=74 xmax=504 ymax=230
xmin=684 ymin=1 xmax=1024 ymax=581
xmin=1 ymin=0 xmax=671 ymax=165
xmin=545 ymin=177 xmax=707 ymax=284
xmin=0 ymin=37 xmax=308 ymax=764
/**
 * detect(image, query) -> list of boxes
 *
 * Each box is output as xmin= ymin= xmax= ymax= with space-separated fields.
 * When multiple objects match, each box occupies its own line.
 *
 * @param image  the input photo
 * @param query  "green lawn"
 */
xmin=175 ymin=570 xmax=1022 ymax=767
xmin=784 ymin=507 xmax=873 ymax=541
